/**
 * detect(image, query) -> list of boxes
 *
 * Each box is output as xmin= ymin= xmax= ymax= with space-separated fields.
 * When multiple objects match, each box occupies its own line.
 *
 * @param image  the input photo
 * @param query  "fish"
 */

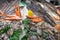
xmin=26 ymin=0 xmax=60 ymax=31
xmin=38 ymin=0 xmax=60 ymax=19
xmin=26 ymin=0 xmax=56 ymax=27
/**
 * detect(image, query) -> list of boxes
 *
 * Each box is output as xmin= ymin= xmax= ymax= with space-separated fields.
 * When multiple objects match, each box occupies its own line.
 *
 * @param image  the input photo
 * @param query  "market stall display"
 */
xmin=0 ymin=0 xmax=60 ymax=40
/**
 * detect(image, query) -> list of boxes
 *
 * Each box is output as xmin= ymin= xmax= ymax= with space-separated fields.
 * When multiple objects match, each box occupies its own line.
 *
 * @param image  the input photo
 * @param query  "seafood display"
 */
xmin=0 ymin=0 xmax=60 ymax=40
